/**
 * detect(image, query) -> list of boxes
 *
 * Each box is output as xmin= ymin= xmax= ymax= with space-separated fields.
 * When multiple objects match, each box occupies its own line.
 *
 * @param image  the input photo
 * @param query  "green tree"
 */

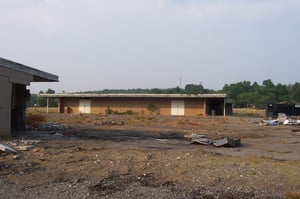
xmin=222 ymin=81 xmax=252 ymax=107
xmin=275 ymin=84 xmax=289 ymax=103
xmin=237 ymin=92 xmax=255 ymax=108
xmin=262 ymin=79 xmax=275 ymax=88
xmin=185 ymin=84 xmax=205 ymax=94
xmin=290 ymin=82 xmax=300 ymax=103
xmin=26 ymin=94 xmax=38 ymax=107
xmin=255 ymin=93 xmax=276 ymax=109
xmin=37 ymin=89 xmax=58 ymax=107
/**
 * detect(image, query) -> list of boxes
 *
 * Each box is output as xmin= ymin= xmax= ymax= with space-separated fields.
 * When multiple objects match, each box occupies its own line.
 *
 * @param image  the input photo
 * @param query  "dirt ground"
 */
xmin=1 ymin=114 xmax=300 ymax=198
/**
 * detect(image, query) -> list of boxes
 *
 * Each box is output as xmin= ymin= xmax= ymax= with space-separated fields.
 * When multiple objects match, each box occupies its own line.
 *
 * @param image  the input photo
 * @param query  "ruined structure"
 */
xmin=0 ymin=57 xmax=58 ymax=136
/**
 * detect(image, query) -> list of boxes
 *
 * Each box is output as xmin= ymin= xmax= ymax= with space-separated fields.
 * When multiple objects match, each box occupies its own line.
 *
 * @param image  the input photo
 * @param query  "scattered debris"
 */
xmin=186 ymin=134 xmax=241 ymax=147
xmin=14 ymin=145 xmax=36 ymax=151
xmin=185 ymin=134 xmax=207 ymax=139
xmin=0 ymin=143 xmax=18 ymax=154
xmin=3 ymin=139 xmax=41 ymax=153
xmin=259 ymin=113 xmax=300 ymax=126
xmin=155 ymin=139 xmax=168 ymax=143
xmin=8 ymin=139 xmax=41 ymax=147
xmin=277 ymin=113 xmax=288 ymax=124
xmin=284 ymin=119 xmax=300 ymax=125
xmin=213 ymin=137 xmax=241 ymax=147
xmin=94 ymin=119 xmax=125 ymax=126
xmin=259 ymin=119 xmax=279 ymax=126
xmin=39 ymin=123 xmax=65 ymax=131
xmin=191 ymin=135 xmax=213 ymax=145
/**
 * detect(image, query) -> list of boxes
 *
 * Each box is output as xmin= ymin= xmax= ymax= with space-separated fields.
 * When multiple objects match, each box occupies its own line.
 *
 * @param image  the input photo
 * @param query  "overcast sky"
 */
xmin=1 ymin=0 xmax=299 ymax=93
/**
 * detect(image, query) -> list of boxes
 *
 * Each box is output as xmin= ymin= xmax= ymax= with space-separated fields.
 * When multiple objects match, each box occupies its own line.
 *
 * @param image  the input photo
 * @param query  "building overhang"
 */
xmin=40 ymin=93 xmax=227 ymax=99
xmin=0 ymin=57 xmax=59 ymax=82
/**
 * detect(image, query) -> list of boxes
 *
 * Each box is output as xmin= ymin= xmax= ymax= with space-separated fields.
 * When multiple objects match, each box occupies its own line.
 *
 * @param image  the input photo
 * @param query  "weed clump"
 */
xmin=26 ymin=113 xmax=46 ymax=128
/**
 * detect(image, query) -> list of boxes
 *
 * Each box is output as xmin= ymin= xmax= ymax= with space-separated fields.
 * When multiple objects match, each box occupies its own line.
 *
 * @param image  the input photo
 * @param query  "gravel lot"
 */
xmin=1 ymin=115 xmax=300 ymax=198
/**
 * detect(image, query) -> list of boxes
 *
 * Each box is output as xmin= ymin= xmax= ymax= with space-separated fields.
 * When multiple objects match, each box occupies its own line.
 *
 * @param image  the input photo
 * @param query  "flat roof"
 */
xmin=40 ymin=93 xmax=226 ymax=98
xmin=0 ymin=57 xmax=59 ymax=82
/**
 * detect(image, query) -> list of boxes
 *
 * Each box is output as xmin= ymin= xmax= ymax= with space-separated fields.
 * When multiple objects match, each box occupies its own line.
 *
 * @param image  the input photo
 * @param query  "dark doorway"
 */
xmin=206 ymin=98 xmax=224 ymax=116
xmin=11 ymin=84 xmax=29 ymax=131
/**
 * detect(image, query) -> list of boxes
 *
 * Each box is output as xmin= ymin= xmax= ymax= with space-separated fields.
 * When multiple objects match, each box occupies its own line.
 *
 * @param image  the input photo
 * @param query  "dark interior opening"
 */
xmin=206 ymin=98 xmax=224 ymax=116
xmin=11 ymin=84 xmax=28 ymax=131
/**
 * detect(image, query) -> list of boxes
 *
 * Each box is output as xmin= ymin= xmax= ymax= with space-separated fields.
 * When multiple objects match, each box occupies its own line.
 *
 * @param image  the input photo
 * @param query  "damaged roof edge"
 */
xmin=39 ymin=93 xmax=227 ymax=98
xmin=0 ymin=57 xmax=59 ymax=82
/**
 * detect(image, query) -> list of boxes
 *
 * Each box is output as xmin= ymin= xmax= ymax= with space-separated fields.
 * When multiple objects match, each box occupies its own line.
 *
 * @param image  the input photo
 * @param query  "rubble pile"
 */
xmin=94 ymin=119 xmax=125 ymax=126
xmin=0 ymin=139 xmax=41 ymax=155
xmin=185 ymin=134 xmax=241 ymax=147
xmin=38 ymin=123 xmax=66 ymax=132
xmin=260 ymin=113 xmax=300 ymax=126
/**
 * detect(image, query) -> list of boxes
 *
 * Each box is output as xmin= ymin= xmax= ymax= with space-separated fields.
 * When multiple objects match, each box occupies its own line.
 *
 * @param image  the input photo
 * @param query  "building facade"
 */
xmin=0 ymin=57 xmax=58 ymax=136
xmin=41 ymin=93 xmax=227 ymax=116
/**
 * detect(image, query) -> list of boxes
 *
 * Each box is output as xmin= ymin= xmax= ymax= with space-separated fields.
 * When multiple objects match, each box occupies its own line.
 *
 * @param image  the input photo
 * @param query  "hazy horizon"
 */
xmin=1 ymin=0 xmax=299 ymax=93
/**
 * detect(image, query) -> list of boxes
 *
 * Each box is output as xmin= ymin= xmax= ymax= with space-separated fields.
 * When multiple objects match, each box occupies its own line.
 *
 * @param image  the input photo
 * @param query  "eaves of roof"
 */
xmin=40 ymin=93 xmax=227 ymax=98
xmin=0 ymin=57 xmax=58 ymax=82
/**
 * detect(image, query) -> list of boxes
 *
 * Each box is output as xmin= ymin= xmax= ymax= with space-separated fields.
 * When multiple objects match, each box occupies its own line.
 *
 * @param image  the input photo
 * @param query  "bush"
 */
xmin=26 ymin=113 xmax=46 ymax=128
xmin=124 ymin=109 xmax=134 ymax=115
xmin=147 ymin=104 xmax=159 ymax=115
xmin=105 ymin=107 xmax=113 ymax=115
xmin=105 ymin=107 xmax=134 ymax=115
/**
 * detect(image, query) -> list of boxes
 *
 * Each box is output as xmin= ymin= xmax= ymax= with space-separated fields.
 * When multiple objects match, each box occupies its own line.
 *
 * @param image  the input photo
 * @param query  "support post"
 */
xmin=223 ymin=98 xmax=226 ymax=116
xmin=46 ymin=97 xmax=49 ymax=114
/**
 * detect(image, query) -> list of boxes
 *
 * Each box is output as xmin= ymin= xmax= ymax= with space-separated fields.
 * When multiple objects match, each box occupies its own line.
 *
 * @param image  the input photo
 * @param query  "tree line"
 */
xmin=27 ymin=88 xmax=58 ymax=107
xmin=222 ymin=80 xmax=300 ymax=109
xmin=29 ymin=80 xmax=300 ymax=109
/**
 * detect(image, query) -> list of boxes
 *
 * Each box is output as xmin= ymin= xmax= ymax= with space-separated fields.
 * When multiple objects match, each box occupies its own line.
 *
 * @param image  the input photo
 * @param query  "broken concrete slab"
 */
xmin=283 ymin=119 xmax=300 ymax=125
xmin=213 ymin=137 xmax=241 ymax=147
xmin=260 ymin=113 xmax=300 ymax=126
xmin=186 ymin=134 xmax=241 ymax=147
xmin=259 ymin=119 xmax=279 ymax=126
xmin=8 ymin=139 xmax=42 ymax=147
xmin=0 ymin=143 xmax=18 ymax=154
xmin=184 ymin=134 xmax=207 ymax=139
xmin=14 ymin=145 xmax=36 ymax=151
xmin=277 ymin=113 xmax=288 ymax=124
xmin=192 ymin=137 xmax=213 ymax=145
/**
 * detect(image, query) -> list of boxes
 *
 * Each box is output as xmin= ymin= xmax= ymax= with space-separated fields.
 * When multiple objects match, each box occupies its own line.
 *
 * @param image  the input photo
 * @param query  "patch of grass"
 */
xmin=233 ymin=108 xmax=265 ymax=118
xmin=26 ymin=107 xmax=58 ymax=114
xmin=147 ymin=104 xmax=159 ymax=115
xmin=105 ymin=107 xmax=135 ymax=115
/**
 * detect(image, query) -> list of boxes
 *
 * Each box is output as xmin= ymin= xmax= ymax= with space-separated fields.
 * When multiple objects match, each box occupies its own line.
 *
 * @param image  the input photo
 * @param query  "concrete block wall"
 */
xmin=0 ymin=76 xmax=12 ymax=136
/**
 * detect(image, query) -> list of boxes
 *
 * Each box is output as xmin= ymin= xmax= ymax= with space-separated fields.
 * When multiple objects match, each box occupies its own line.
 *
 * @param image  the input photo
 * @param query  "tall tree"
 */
xmin=37 ymin=89 xmax=58 ymax=107
xmin=185 ymin=84 xmax=206 ymax=94
xmin=290 ymin=82 xmax=300 ymax=103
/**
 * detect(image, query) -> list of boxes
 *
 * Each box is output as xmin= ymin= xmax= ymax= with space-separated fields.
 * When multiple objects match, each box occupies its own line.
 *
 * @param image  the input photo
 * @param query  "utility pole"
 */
xmin=180 ymin=76 xmax=182 ymax=88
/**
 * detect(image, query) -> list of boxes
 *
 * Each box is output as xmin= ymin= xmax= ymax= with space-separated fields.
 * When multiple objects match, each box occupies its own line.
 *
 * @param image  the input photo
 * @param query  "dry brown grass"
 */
xmin=26 ymin=113 xmax=46 ymax=128
xmin=26 ymin=107 xmax=59 ymax=114
xmin=233 ymin=108 xmax=265 ymax=117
